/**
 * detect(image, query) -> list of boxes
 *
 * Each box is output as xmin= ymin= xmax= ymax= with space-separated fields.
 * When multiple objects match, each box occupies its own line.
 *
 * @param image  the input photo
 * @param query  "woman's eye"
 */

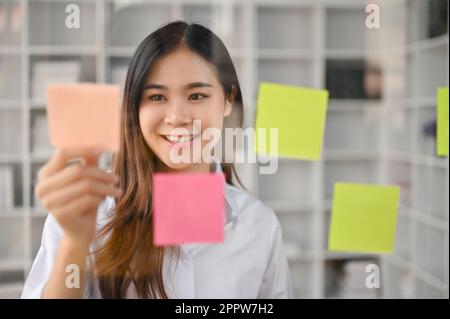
xmin=148 ymin=94 xmax=166 ymax=102
xmin=189 ymin=93 xmax=208 ymax=101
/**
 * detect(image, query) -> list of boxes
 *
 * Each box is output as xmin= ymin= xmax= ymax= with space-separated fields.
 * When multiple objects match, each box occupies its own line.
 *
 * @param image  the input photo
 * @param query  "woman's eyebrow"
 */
xmin=143 ymin=83 xmax=167 ymax=90
xmin=184 ymin=82 xmax=213 ymax=89
xmin=143 ymin=82 xmax=212 ymax=90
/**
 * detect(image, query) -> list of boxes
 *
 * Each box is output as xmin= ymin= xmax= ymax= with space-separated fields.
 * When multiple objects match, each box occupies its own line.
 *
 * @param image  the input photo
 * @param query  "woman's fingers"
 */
xmin=35 ymin=164 xmax=119 ymax=200
xmin=54 ymin=193 xmax=105 ymax=220
xmin=34 ymin=148 xmax=117 ymax=247
xmin=83 ymin=152 xmax=100 ymax=167
xmin=38 ymin=148 xmax=101 ymax=180
xmin=41 ymin=177 xmax=122 ymax=212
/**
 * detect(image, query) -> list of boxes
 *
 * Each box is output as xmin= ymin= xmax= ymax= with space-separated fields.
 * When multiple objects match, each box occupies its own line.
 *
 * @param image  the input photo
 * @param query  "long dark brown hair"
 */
xmin=92 ymin=21 xmax=244 ymax=298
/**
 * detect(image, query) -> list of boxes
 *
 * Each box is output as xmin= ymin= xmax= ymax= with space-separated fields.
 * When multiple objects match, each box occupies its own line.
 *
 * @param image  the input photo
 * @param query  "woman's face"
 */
xmin=139 ymin=46 xmax=233 ymax=172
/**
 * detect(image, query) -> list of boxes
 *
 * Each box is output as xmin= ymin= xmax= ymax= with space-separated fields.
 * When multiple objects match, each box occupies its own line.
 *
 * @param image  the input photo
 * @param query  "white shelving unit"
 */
xmin=379 ymin=0 xmax=449 ymax=299
xmin=0 ymin=0 xmax=448 ymax=299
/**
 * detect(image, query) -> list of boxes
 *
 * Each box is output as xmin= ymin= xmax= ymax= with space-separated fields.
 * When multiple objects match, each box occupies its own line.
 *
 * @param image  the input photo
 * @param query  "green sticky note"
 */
xmin=328 ymin=183 xmax=400 ymax=254
xmin=254 ymin=82 xmax=329 ymax=160
xmin=437 ymin=87 xmax=449 ymax=157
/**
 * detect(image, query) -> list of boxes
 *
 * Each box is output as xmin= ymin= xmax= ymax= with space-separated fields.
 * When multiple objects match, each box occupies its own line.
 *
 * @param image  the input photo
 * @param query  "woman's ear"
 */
xmin=224 ymin=85 xmax=237 ymax=118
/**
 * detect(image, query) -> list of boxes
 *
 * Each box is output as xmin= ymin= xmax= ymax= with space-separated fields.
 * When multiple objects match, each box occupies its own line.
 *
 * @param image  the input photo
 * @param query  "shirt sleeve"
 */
xmin=20 ymin=196 xmax=114 ymax=299
xmin=20 ymin=213 xmax=63 ymax=299
xmin=257 ymin=220 xmax=295 ymax=299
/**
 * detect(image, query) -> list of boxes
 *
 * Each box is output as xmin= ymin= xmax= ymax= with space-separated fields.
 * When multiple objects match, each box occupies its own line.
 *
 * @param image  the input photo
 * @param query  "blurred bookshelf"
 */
xmin=379 ymin=0 xmax=449 ymax=299
xmin=0 ymin=0 xmax=448 ymax=299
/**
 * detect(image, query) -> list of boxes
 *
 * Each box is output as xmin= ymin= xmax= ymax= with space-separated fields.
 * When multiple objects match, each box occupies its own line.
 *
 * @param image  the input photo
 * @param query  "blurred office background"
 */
xmin=0 ymin=0 xmax=448 ymax=298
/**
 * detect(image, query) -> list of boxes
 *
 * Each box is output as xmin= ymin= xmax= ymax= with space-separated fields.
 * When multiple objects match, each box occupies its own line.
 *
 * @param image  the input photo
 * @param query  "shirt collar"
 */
xmin=214 ymin=160 xmax=240 ymax=224
xmin=108 ymin=163 xmax=240 ymax=224
xmin=177 ymin=161 xmax=241 ymax=256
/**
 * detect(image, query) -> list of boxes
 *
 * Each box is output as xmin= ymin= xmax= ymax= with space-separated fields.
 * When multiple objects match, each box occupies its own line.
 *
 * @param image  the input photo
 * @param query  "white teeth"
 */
xmin=165 ymin=135 xmax=194 ymax=143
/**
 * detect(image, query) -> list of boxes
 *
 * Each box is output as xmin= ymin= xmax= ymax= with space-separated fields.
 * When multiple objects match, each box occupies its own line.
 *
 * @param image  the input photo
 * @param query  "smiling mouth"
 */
xmin=162 ymin=134 xmax=200 ymax=145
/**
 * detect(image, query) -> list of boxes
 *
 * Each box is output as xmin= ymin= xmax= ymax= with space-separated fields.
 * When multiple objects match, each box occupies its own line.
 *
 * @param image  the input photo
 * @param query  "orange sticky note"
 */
xmin=46 ymin=83 xmax=121 ymax=152
xmin=152 ymin=173 xmax=225 ymax=246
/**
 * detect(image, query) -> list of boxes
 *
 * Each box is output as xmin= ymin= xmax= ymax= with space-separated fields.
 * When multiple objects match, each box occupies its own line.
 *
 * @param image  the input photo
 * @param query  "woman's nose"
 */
xmin=164 ymin=100 xmax=192 ymax=126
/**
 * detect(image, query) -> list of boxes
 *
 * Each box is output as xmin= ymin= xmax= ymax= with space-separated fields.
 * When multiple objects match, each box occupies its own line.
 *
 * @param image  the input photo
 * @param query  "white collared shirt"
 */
xmin=21 ymin=182 xmax=294 ymax=299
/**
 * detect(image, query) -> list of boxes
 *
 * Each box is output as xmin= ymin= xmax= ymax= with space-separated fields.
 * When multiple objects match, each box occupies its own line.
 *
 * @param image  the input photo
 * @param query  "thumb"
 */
xmin=83 ymin=149 xmax=101 ymax=167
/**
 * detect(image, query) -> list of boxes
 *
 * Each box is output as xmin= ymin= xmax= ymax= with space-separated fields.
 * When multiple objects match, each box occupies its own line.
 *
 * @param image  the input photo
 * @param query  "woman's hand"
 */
xmin=35 ymin=148 xmax=122 ymax=247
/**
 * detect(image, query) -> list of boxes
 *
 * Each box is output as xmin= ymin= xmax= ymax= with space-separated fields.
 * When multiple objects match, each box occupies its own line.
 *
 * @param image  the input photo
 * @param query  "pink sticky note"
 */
xmin=46 ymin=83 xmax=121 ymax=152
xmin=152 ymin=173 xmax=225 ymax=246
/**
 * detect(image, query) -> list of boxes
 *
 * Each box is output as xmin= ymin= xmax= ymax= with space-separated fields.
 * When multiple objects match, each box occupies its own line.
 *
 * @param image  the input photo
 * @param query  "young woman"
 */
xmin=21 ymin=21 xmax=293 ymax=299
